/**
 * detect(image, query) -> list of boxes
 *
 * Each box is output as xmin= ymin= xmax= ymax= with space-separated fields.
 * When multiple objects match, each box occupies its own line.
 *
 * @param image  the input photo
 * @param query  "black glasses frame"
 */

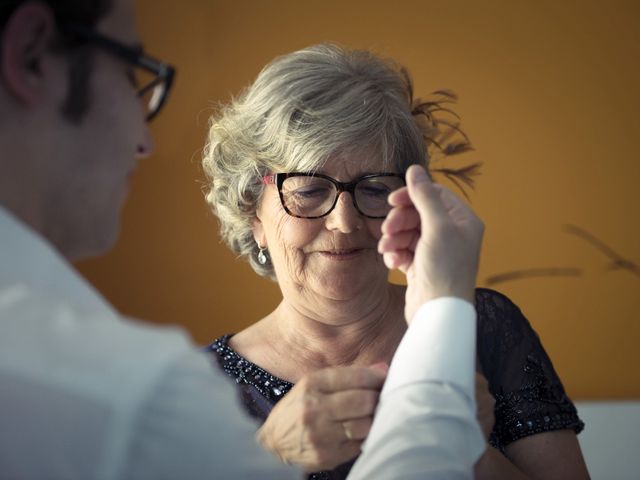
xmin=61 ymin=22 xmax=175 ymax=121
xmin=262 ymin=172 xmax=406 ymax=219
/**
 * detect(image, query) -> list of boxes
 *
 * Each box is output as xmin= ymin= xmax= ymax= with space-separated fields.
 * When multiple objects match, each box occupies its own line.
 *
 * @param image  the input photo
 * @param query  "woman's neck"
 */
xmin=261 ymin=284 xmax=407 ymax=381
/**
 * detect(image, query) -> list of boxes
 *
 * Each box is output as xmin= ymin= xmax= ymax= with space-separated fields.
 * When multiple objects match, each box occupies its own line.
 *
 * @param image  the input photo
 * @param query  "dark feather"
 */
xmin=431 ymin=89 xmax=459 ymax=100
xmin=410 ymin=89 xmax=481 ymax=199
xmin=430 ymin=118 xmax=471 ymax=145
xmin=427 ymin=107 xmax=461 ymax=119
xmin=432 ymin=162 xmax=482 ymax=187
xmin=443 ymin=142 xmax=474 ymax=156
xmin=432 ymin=162 xmax=482 ymax=200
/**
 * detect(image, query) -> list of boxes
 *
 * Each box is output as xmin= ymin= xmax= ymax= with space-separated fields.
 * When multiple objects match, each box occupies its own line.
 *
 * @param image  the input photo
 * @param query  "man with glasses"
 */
xmin=0 ymin=0 xmax=485 ymax=478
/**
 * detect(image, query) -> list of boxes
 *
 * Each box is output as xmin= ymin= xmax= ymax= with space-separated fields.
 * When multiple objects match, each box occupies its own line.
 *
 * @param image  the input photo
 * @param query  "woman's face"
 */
xmin=253 ymin=153 xmax=394 ymax=307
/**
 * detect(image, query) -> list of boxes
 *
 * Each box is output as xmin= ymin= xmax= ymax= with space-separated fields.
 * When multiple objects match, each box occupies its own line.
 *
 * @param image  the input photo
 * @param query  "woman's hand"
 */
xmin=475 ymin=373 xmax=496 ymax=440
xmin=256 ymin=365 xmax=387 ymax=472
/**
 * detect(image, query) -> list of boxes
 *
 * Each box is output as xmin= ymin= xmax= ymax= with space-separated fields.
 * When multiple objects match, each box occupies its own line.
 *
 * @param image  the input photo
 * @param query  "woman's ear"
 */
xmin=252 ymin=216 xmax=267 ymax=248
xmin=1 ymin=3 xmax=57 ymax=106
xmin=253 ymin=217 xmax=269 ymax=248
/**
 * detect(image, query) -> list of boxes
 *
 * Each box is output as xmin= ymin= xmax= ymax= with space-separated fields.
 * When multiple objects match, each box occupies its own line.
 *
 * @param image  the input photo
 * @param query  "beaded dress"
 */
xmin=205 ymin=288 xmax=584 ymax=480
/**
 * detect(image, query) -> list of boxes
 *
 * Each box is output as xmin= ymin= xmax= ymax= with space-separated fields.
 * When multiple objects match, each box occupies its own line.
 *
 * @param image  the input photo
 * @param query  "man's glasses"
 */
xmin=262 ymin=172 xmax=406 ymax=219
xmin=62 ymin=23 xmax=175 ymax=121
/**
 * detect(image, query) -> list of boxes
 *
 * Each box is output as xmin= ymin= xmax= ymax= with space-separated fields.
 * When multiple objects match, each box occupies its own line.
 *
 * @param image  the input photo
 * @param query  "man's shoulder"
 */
xmin=0 ymin=283 xmax=196 ymax=406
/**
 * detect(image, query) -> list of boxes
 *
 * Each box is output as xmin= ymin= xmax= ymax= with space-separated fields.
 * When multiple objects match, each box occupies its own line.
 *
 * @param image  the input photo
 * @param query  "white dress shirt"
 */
xmin=0 ymin=207 xmax=297 ymax=480
xmin=350 ymin=299 xmax=486 ymax=479
xmin=0 ymin=205 xmax=484 ymax=479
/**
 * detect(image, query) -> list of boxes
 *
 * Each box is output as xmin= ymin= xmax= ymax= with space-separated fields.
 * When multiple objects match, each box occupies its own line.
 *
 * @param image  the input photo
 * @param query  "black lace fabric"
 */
xmin=205 ymin=288 xmax=583 ymax=479
xmin=474 ymin=289 xmax=584 ymax=451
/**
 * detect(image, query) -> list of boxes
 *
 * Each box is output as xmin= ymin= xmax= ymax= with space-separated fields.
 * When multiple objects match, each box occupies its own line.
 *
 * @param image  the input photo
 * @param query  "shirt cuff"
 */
xmin=382 ymin=297 xmax=477 ymax=398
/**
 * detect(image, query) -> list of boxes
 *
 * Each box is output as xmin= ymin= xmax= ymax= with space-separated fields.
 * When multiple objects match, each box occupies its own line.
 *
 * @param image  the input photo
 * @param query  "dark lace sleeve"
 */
xmin=475 ymin=288 xmax=584 ymax=451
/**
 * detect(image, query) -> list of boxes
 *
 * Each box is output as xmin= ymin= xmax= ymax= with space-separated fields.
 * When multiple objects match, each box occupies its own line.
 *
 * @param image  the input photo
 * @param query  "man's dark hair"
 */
xmin=0 ymin=0 xmax=113 ymax=122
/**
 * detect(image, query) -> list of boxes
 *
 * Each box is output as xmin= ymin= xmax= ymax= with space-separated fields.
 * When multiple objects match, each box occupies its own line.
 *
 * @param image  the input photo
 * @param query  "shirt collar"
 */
xmin=0 ymin=205 xmax=115 ymax=313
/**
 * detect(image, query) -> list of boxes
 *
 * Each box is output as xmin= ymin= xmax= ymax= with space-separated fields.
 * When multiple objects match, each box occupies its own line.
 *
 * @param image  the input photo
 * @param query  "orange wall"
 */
xmin=76 ymin=0 xmax=640 ymax=399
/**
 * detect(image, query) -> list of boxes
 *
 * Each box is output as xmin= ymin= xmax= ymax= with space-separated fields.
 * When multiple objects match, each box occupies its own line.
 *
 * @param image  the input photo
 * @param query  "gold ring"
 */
xmin=342 ymin=421 xmax=353 ymax=440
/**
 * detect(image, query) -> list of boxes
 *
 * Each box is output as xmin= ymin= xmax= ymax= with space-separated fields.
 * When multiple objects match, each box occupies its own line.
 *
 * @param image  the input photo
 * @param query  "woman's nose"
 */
xmin=324 ymin=192 xmax=363 ymax=233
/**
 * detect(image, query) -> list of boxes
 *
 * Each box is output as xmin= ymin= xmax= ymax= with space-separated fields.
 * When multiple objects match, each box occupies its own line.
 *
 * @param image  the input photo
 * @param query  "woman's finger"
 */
xmin=339 ymin=417 xmax=374 ymax=441
xmin=325 ymin=389 xmax=380 ymax=420
xmin=310 ymin=366 xmax=386 ymax=394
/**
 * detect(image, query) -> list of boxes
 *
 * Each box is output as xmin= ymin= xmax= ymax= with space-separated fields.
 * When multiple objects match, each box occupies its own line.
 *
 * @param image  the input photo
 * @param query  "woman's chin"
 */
xmin=313 ymin=275 xmax=385 ymax=302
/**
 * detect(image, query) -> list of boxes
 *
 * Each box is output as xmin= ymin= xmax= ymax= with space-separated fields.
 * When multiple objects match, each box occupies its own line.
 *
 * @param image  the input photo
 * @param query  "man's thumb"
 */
xmin=405 ymin=165 xmax=444 ymax=223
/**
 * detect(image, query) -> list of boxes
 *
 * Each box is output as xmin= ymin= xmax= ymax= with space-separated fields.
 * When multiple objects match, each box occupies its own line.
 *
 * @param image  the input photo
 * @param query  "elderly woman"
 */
xmin=202 ymin=44 xmax=589 ymax=479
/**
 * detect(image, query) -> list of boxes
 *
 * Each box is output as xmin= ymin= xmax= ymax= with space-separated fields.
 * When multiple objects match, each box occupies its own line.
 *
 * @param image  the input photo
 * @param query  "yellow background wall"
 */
xmin=76 ymin=0 xmax=640 ymax=399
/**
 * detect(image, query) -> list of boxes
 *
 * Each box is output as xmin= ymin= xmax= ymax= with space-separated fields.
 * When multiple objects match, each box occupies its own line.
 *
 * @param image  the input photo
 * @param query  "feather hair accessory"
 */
xmin=403 ymin=69 xmax=482 ymax=200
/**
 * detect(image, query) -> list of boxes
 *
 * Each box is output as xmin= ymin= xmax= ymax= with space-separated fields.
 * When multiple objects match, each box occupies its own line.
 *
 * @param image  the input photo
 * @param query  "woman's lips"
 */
xmin=318 ymin=249 xmax=364 ymax=261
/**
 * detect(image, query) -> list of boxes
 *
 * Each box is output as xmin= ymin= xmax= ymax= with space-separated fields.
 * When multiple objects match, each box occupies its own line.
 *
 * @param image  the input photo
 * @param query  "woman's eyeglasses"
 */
xmin=262 ymin=172 xmax=405 ymax=219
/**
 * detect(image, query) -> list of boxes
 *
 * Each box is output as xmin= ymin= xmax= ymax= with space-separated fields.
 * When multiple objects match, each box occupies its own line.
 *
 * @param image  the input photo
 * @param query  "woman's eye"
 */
xmin=293 ymin=188 xmax=329 ymax=199
xmin=359 ymin=185 xmax=390 ymax=197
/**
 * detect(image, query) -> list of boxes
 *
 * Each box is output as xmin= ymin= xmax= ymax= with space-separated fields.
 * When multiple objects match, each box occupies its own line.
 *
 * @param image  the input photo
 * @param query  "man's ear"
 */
xmin=1 ymin=3 xmax=57 ymax=105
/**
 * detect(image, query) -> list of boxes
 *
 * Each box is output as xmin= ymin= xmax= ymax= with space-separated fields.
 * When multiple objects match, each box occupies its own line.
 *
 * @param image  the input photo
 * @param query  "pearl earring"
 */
xmin=257 ymin=246 xmax=268 ymax=265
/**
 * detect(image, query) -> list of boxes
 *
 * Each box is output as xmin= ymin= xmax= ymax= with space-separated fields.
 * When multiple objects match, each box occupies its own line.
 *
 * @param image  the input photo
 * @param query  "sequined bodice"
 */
xmin=206 ymin=288 xmax=584 ymax=480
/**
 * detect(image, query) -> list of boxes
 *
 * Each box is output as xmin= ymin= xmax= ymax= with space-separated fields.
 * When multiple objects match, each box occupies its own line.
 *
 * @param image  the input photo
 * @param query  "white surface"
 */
xmin=576 ymin=401 xmax=640 ymax=480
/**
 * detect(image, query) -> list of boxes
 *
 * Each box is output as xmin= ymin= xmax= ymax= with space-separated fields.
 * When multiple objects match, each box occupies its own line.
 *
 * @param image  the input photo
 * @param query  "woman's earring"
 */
xmin=257 ymin=246 xmax=268 ymax=265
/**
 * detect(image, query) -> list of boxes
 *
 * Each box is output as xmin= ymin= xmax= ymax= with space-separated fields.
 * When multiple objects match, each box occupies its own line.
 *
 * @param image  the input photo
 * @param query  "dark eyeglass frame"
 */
xmin=262 ymin=172 xmax=406 ymax=219
xmin=61 ymin=22 xmax=175 ymax=122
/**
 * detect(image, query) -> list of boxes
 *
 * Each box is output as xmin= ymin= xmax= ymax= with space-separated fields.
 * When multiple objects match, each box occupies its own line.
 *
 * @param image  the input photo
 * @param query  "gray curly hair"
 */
xmin=202 ymin=43 xmax=472 ymax=279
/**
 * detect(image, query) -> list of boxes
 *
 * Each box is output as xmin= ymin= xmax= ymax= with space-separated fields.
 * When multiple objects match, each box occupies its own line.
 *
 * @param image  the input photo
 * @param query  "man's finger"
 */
xmin=387 ymin=185 xmax=411 ymax=207
xmin=383 ymin=250 xmax=413 ymax=273
xmin=381 ymin=205 xmax=420 ymax=236
xmin=382 ymin=251 xmax=400 ymax=270
xmin=378 ymin=230 xmax=418 ymax=255
xmin=404 ymin=165 xmax=448 ymax=228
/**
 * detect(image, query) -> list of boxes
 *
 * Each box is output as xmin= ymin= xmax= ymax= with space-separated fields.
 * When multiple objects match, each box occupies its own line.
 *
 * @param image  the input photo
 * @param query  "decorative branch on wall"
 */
xmin=563 ymin=224 xmax=640 ymax=279
xmin=483 ymin=225 xmax=639 ymax=286
xmin=485 ymin=268 xmax=583 ymax=286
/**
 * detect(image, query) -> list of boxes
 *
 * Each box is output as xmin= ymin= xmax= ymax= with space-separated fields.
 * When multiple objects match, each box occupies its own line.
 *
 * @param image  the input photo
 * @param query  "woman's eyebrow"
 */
xmin=314 ymin=170 xmax=388 ymax=178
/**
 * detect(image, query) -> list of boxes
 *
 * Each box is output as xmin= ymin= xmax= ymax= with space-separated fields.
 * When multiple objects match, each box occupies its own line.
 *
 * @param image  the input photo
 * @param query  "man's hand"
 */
xmin=256 ymin=365 xmax=387 ymax=472
xmin=378 ymin=164 xmax=484 ymax=322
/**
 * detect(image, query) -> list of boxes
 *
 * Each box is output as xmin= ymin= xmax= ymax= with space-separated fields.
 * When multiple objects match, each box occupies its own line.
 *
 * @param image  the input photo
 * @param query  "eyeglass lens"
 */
xmin=135 ymin=68 xmax=167 ymax=119
xmin=281 ymin=175 xmax=404 ymax=218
